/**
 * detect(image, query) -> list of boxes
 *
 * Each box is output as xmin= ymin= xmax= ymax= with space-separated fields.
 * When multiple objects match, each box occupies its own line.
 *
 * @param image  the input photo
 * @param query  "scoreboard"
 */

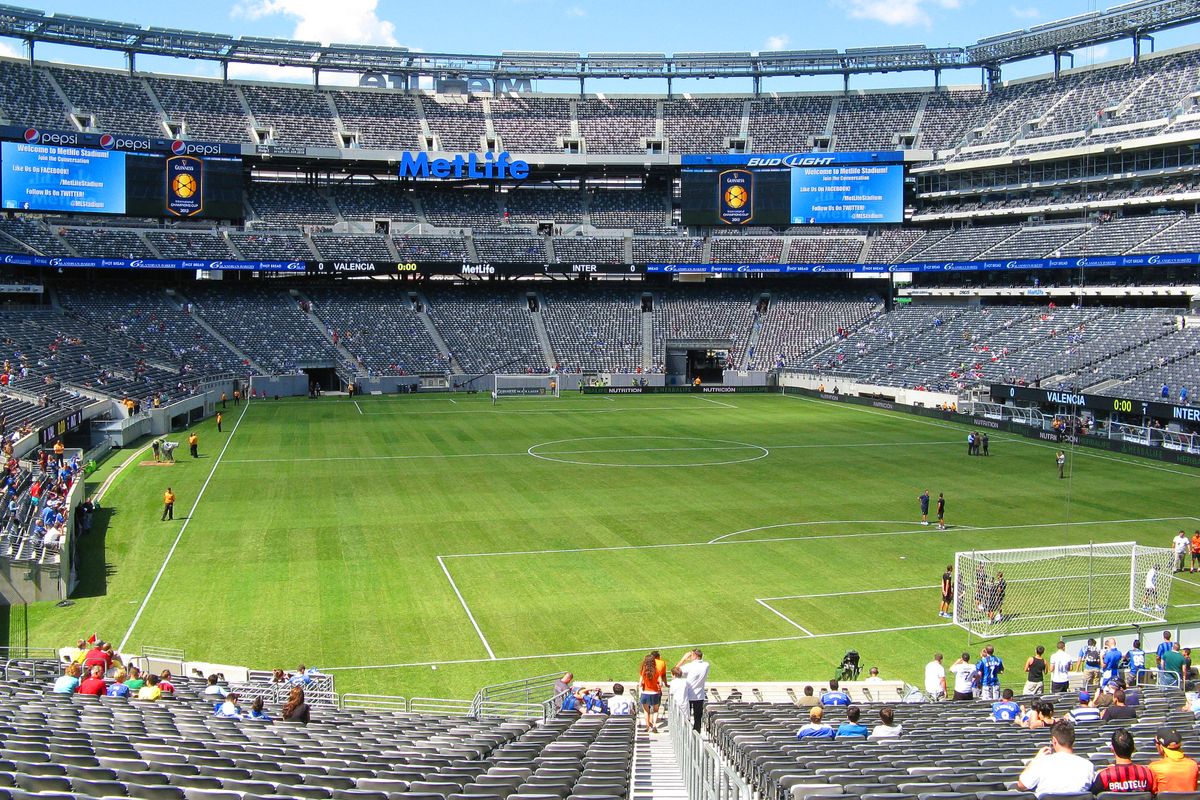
xmin=681 ymin=151 xmax=905 ymax=227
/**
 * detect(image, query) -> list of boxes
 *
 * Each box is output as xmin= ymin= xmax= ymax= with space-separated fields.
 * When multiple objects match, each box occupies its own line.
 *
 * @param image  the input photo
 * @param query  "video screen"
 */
xmin=1 ymin=142 xmax=243 ymax=220
xmin=681 ymin=159 xmax=904 ymax=226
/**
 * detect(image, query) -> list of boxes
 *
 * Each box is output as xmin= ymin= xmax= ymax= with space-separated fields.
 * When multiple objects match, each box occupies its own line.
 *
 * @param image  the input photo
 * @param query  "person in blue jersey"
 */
xmin=820 ymin=679 xmax=850 ymax=706
xmin=918 ymin=489 xmax=930 ymax=526
xmin=796 ymin=706 xmax=834 ymax=739
xmin=836 ymin=705 xmax=870 ymax=737
xmin=1102 ymin=638 xmax=1124 ymax=688
xmin=1125 ymin=639 xmax=1147 ymax=686
xmin=1158 ymin=631 xmax=1176 ymax=673
xmin=992 ymin=688 xmax=1021 ymax=722
xmin=977 ymin=645 xmax=1004 ymax=701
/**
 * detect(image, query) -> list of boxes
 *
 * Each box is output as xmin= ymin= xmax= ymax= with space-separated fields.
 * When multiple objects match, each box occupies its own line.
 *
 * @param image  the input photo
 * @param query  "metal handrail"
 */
xmin=340 ymin=693 xmax=409 ymax=712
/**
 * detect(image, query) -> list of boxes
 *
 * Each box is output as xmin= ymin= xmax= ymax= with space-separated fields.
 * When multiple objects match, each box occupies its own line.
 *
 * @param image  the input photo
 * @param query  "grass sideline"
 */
xmin=12 ymin=391 xmax=1200 ymax=699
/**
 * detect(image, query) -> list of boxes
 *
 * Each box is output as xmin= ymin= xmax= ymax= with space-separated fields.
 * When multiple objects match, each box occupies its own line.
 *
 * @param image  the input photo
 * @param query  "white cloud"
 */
xmin=764 ymin=34 xmax=791 ymax=51
xmin=565 ymin=5 xmax=587 ymax=17
xmin=0 ymin=41 xmax=19 ymax=59
xmin=843 ymin=0 xmax=961 ymax=26
xmin=1009 ymin=5 xmax=1040 ymax=20
xmin=231 ymin=0 xmax=399 ymax=46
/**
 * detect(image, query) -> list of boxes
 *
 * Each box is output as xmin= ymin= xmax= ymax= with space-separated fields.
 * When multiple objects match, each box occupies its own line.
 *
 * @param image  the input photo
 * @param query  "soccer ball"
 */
xmin=724 ymin=185 xmax=748 ymax=209
xmin=172 ymin=173 xmax=197 ymax=199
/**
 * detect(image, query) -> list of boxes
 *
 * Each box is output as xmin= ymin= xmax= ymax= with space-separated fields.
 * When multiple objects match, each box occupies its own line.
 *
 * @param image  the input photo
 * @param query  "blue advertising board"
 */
xmin=1 ymin=141 xmax=127 ymax=214
xmin=646 ymin=252 xmax=1200 ymax=274
xmin=790 ymin=164 xmax=904 ymax=224
xmin=681 ymin=151 xmax=905 ymax=166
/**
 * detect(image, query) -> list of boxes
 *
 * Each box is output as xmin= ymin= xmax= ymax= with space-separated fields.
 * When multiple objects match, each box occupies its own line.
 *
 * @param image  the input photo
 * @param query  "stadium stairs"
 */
xmin=172 ymin=291 xmax=268 ymax=375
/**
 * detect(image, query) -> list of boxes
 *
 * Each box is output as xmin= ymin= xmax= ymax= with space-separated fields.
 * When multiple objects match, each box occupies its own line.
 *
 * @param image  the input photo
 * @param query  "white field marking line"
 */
xmin=439 ymin=516 xmax=1188 ymax=560
xmin=117 ymin=398 xmax=252 ymax=653
xmin=784 ymin=393 xmax=1200 ymax=479
xmin=755 ymin=599 xmax=814 ymax=636
xmin=436 ymin=555 xmax=496 ymax=660
xmin=449 ymin=399 xmax=457 ymax=404
xmin=355 ymin=404 xmax=730 ymax=416
xmin=93 ymin=438 xmax=160 ymax=503
xmin=353 ymin=400 xmax=363 ymax=415
xmin=527 ymin=435 xmax=769 ymax=468
xmin=318 ymin=621 xmax=956 ymax=672
xmin=605 ymin=396 xmax=616 ymax=402
xmin=1170 ymin=574 xmax=1200 ymax=590
xmin=763 ymin=584 xmax=940 ymax=602
xmin=696 ymin=396 xmax=737 ymax=409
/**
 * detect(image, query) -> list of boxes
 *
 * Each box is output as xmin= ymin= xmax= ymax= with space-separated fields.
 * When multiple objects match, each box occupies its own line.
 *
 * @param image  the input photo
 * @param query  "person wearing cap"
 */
xmin=1149 ymin=726 xmax=1199 ymax=791
xmin=1017 ymin=720 xmax=1095 ymax=798
xmin=795 ymin=706 xmax=834 ymax=739
xmin=1067 ymin=691 xmax=1102 ymax=724
xmin=1093 ymin=729 xmax=1156 ymax=794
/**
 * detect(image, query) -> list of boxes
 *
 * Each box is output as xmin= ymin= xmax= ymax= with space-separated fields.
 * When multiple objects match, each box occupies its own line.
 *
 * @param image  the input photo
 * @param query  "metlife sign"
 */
xmin=397 ymin=151 xmax=529 ymax=180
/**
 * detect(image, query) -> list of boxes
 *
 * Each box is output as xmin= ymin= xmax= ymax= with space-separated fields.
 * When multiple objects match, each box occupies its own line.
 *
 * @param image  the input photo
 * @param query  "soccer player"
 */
xmin=939 ymin=565 xmax=953 ymax=618
xmin=1056 ymin=450 xmax=1066 ymax=478
xmin=1143 ymin=565 xmax=1160 ymax=611
xmin=918 ymin=490 xmax=930 ymax=526
xmin=988 ymin=571 xmax=1006 ymax=624
xmin=161 ymin=487 xmax=175 ymax=522
xmin=936 ymin=492 xmax=946 ymax=531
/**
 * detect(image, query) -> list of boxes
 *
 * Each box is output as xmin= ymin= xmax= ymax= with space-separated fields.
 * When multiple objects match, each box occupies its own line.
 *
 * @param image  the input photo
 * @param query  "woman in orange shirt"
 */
xmin=638 ymin=650 xmax=667 ymax=733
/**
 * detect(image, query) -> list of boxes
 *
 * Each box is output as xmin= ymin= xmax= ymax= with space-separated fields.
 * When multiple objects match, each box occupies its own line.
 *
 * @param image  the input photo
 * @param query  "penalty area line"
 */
xmin=436 ymin=556 xmax=496 ymax=660
xmin=696 ymin=396 xmax=737 ymax=409
xmin=755 ymin=598 xmax=814 ymax=635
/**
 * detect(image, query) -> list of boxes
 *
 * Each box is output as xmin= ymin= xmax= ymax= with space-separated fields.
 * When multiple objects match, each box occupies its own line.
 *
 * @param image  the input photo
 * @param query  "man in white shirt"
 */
xmin=869 ymin=707 xmax=902 ymax=738
xmin=672 ymin=649 xmax=710 ymax=733
xmin=924 ymin=653 xmax=946 ymax=700
xmin=864 ymin=667 xmax=884 ymax=684
xmin=1049 ymin=640 xmax=1075 ymax=693
xmin=949 ymin=652 xmax=977 ymax=701
xmin=1174 ymin=530 xmax=1190 ymax=573
xmin=606 ymin=683 xmax=635 ymax=716
xmin=1017 ymin=721 xmax=1095 ymax=798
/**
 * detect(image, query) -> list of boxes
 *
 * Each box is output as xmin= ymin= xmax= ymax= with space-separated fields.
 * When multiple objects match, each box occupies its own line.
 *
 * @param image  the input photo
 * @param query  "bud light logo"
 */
xmin=171 ymin=140 xmax=187 ymax=155
xmin=99 ymin=134 xmax=115 ymax=150
xmin=23 ymin=128 xmax=38 ymax=144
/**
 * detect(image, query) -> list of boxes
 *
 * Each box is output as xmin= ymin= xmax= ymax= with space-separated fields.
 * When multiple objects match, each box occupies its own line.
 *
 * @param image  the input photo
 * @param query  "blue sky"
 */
xmin=6 ymin=0 xmax=1200 ymax=93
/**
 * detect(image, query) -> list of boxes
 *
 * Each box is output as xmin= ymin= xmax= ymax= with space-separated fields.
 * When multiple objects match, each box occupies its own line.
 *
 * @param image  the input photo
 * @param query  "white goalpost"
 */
xmin=953 ymin=542 xmax=1176 ymax=638
xmin=492 ymin=374 xmax=561 ymax=402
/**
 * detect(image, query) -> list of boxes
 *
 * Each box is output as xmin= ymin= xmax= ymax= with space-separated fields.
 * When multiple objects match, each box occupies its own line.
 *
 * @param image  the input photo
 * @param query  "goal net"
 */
xmin=953 ymin=542 xmax=1176 ymax=638
xmin=493 ymin=374 xmax=560 ymax=400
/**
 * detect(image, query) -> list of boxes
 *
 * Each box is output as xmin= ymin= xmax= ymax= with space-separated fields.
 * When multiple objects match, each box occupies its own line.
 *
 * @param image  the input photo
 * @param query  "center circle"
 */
xmin=527 ymin=436 xmax=769 ymax=467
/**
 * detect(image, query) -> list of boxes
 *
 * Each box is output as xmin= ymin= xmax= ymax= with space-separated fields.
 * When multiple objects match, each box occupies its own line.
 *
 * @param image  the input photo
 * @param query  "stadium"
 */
xmin=0 ymin=0 xmax=1197 ymax=797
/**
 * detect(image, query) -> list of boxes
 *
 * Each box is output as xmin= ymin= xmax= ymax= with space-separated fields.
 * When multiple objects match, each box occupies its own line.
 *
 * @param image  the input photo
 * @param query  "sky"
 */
xmin=4 ymin=0 xmax=1200 ymax=93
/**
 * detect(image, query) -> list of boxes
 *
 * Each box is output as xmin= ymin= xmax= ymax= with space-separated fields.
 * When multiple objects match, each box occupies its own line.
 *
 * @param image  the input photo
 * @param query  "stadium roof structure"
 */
xmin=0 ymin=0 xmax=1199 ymax=92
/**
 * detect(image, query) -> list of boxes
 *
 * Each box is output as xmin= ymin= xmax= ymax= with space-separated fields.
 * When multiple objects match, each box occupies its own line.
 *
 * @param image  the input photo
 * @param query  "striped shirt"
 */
xmin=1068 ymin=706 xmax=1102 ymax=724
xmin=1092 ymin=763 xmax=1156 ymax=794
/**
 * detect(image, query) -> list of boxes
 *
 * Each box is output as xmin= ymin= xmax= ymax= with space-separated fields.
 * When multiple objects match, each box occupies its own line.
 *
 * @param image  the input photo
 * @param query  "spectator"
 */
xmin=1102 ymin=688 xmax=1137 ymax=721
xmin=583 ymin=687 xmax=609 ymax=715
xmin=1093 ymin=728 xmax=1155 ymax=794
xmin=203 ymin=673 xmax=228 ymax=698
xmin=1023 ymin=645 xmax=1047 ymax=696
xmin=1017 ymin=720 xmax=1095 ymax=797
xmin=53 ymin=663 xmax=81 ymax=694
xmin=282 ymin=686 xmax=310 ymax=725
xmin=1125 ymin=638 xmax=1147 ymax=686
xmin=77 ymin=665 xmax=106 ymax=696
xmin=949 ymin=652 xmax=976 ymax=701
xmin=924 ymin=653 xmax=946 ymax=700
xmin=1049 ymin=640 xmax=1074 ymax=693
xmin=1162 ymin=643 xmax=1187 ymax=688
xmin=607 ymin=683 xmax=635 ymax=716
xmin=1068 ymin=691 xmax=1102 ymax=724
xmin=638 ymin=651 xmax=666 ymax=733
xmin=820 ymin=679 xmax=850 ymax=706
xmin=1102 ymin=637 xmax=1123 ymax=688
xmin=81 ymin=641 xmax=110 ymax=672
xmin=671 ymin=649 xmax=710 ymax=733
xmin=553 ymin=671 xmax=574 ymax=710
xmin=864 ymin=667 xmax=883 ymax=684
xmin=125 ymin=666 xmax=145 ymax=694
xmin=976 ymin=645 xmax=1003 ymax=701
xmin=214 ymin=692 xmax=240 ymax=717
xmin=795 ymin=706 xmax=834 ymax=739
xmin=244 ymin=697 xmax=271 ymax=721
xmin=66 ymin=639 xmax=86 ymax=665
xmin=137 ymin=674 xmax=162 ymax=701
xmin=991 ymin=688 xmax=1021 ymax=722
xmin=836 ymin=706 xmax=869 ymax=738
xmin=796 ymin=685 xmax=819 ymax=707
xmin=1149 ymin=727 xmax=1199 ymax=792
xmin=1019 ymin=701 xmax=1056 ymax=729
xmin=870 ymin=707 xmax=902 ymax=739
xmin=106 ymin=669 xmax=130 ymax=698
xmin=289 ymin=664 xmax=317 ymax=686
xmin=158 ymin=670 xmax=175 ymax=693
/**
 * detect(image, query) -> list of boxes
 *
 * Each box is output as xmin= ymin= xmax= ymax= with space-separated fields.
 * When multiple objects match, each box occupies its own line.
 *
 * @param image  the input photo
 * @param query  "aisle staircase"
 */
xmin=633 ymin=724 xmax=687 ymax=800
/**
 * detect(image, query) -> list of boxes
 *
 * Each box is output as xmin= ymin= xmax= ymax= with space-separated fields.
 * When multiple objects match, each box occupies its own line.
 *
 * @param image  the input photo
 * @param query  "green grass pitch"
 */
xmin=16 ymin=391 xmax=1200 ymax=700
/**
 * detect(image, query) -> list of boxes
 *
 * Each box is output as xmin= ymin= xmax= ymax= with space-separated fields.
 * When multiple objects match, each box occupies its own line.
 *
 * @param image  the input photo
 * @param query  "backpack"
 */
xmin=560 ymin=692 xmax=579 ymax=712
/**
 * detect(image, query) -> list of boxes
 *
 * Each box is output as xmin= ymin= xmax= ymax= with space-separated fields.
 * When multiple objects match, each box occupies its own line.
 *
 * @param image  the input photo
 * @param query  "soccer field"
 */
xmin=17 ymin=391 xmax=1200 ymax=699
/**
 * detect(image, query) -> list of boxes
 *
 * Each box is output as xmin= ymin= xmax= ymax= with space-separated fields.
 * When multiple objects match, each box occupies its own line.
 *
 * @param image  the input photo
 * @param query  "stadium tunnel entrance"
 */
xmin=304 ymin=367 xmax=340 ymax=393
xmin=666 ymin=340 xmax=733 ymax=383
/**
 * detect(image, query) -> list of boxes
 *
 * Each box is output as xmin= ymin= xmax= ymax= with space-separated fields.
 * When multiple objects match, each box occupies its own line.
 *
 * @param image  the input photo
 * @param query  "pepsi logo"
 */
xmin=171 ymin=140 xmax=186 ymax=155
xmin=99 ymin=134 xmax=115 ymax=150
xmin=23 ymin=128 xmax=38 ymax=143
